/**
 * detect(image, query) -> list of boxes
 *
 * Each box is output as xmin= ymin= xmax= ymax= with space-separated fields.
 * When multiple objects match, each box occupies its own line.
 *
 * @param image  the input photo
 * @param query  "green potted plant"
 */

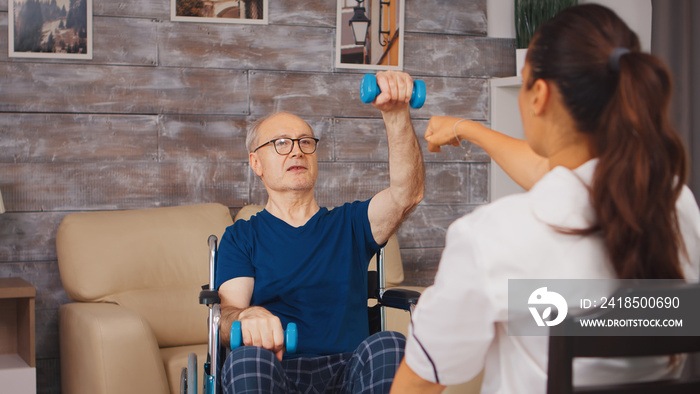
xmin=514 ymin=0 xmax=578 ymax=75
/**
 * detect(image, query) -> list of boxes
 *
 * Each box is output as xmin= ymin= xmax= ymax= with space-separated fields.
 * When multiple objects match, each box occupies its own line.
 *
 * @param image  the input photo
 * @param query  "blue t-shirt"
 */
xmin=215 ymin=199 xmax=381 ymax=357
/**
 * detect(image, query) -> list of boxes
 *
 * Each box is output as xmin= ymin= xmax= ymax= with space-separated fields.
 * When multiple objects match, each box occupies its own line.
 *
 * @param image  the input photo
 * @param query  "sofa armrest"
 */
xmin=59 ymin=302 xmax=170 ymax=394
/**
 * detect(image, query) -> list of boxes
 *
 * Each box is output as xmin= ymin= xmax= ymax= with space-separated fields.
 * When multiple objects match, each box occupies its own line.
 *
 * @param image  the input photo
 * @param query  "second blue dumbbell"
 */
xmin=360 ymin=74 xmax=426 ymax=109
xmin=230 ymin=321 xmax=298 ymax=354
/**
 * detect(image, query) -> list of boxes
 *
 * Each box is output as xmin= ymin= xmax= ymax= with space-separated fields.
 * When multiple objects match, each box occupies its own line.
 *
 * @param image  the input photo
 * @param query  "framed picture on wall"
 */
xmin=8 ymin=0 xmax=93 ymax=59
xmin=336 ymin=0 xmax=405 ymax=70
xmin=172 ymin=0 xmax=268 ymax=24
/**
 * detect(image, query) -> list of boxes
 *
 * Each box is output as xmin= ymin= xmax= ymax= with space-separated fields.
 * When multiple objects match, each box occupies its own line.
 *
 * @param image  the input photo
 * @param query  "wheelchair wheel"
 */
xmin=180 ymin=368 xmax=187 ymax=394
xmin=187 ymin=353 xmax=197 ymax=394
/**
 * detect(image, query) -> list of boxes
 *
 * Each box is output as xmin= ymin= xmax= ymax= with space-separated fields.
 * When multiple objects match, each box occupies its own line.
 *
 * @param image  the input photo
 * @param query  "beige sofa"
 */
xmin=57 ymin=203 xmax=233 ymax=394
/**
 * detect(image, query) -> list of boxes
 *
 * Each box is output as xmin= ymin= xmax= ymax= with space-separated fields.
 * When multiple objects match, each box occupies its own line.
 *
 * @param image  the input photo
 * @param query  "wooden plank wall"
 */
xmin=0 ymin=0 xmax=515 ymax=391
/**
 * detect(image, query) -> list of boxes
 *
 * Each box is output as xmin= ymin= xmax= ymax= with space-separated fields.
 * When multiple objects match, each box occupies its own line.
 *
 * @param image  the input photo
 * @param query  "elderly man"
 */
xmin=215 ymin=71 xmax=425 ymax=393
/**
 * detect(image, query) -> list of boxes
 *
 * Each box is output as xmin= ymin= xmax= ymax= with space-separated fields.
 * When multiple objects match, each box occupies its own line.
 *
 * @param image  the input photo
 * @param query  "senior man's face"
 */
xmin=250 ymin=113 xmax=318 ymax=193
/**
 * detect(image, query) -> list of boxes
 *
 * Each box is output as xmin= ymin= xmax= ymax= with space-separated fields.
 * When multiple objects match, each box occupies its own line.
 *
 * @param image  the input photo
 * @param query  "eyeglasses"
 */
xmin=253 ymin=137 xmax=320 ymax=155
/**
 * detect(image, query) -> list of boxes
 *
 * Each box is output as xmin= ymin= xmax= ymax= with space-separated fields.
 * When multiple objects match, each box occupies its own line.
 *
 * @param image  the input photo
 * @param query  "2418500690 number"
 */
xmin=579 ymin=296 xmax=681 ymax=309
xmin=599 ymin=296 xmax=680 ymax=309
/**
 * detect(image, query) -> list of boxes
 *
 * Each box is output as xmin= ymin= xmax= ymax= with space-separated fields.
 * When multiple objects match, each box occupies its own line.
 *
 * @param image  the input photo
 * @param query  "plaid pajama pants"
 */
xmin=221 ymin=331 xmax=406 ymax=394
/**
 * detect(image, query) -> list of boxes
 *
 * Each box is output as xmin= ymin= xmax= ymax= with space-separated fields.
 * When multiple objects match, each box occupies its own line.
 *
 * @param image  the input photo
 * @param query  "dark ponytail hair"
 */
xmin=527 ymin=4 xmax=688 ymax=279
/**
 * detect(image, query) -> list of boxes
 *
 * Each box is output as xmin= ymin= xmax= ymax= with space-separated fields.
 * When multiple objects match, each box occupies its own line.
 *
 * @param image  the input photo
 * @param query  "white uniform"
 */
xmin=405 ymin=159 xmax=700 ymax=393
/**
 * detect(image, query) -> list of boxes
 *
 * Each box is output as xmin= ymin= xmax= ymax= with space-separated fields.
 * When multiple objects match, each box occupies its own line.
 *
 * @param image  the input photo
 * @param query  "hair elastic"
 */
xmin=608 ymin=47 xmax=630 ymax=73
xmin=453 ymin=118 xmax=466 ymax=145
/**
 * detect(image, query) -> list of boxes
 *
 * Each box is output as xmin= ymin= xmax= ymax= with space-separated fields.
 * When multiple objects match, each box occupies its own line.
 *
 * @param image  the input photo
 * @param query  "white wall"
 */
xmin=487 ymin=0 xmax=515 ymax=39
xmin=487 ymin=0 xmax=652 ymax=51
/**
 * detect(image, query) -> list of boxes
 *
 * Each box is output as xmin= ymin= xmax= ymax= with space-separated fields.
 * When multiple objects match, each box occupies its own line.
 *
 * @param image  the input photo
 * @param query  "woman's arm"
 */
xmin=425 ymin=115 xmax=549 ymax=190
xmin=390 ymin=360 xmax=446 ymax=394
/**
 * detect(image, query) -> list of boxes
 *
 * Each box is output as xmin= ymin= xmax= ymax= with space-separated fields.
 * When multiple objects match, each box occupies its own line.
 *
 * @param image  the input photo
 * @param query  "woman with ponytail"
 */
xmin=391 ymin=4 xmax=700 ymax=394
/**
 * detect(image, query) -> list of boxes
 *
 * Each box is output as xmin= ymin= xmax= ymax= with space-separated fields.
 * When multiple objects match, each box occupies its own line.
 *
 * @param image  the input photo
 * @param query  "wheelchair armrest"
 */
xmin=199 ymin=284 xmax=220 ymax=305
xmin=378 ymin=288 xmax=421 ymax=311
xmin=368 ymin=270 xmax=379 ymax=299
xmin=199 ymin=290 xmax=220 ymax=305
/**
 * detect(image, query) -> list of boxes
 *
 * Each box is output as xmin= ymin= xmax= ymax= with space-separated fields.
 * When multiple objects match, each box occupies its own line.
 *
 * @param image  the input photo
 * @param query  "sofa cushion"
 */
xmin=367 ymin=231 xmax=404 ymax=287
xmin=105 ymin=287 xmax=207 ymax=347
xmin=57 ymin=203 xmax=233 ymax=302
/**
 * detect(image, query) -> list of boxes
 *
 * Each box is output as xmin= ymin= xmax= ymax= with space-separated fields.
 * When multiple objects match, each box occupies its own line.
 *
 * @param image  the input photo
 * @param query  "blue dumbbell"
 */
xmin=360 ymin=74 xmax=426 ymax=109
xmin=230 ymin=321 xmax=298 ymax=354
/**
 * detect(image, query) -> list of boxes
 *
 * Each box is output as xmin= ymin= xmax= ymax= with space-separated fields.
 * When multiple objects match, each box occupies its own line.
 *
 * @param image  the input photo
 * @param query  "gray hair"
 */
xmin=246 ymin=116 xmax=269 ymax=153
xmin=246 ymin=113 xmax=315 ymax=153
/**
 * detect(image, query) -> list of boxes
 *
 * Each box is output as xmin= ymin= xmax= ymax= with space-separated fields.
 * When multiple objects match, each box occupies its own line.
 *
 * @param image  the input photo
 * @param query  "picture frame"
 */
xmin=8 ymin=0 xmax=93 ymax=59
xmin=336 ymin=0 xmax=405 ymax=71
xmin=171 ymin=0 xmax=269 ymax=25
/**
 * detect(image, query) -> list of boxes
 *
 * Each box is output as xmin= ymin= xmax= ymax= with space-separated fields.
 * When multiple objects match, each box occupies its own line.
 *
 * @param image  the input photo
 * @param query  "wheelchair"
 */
xmin=180 ymin=234 xmax=421 ymax=394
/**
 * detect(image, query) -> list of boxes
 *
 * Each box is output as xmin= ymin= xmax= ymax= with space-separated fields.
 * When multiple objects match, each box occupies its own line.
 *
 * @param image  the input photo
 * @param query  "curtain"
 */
xmin=653 ymin=2 xmax=700 ymax=378
xmin=651 ymin=0 xmax=700 ymax=202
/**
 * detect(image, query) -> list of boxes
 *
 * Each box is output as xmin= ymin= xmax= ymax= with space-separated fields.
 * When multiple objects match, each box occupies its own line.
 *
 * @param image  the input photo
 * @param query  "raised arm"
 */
xmin=367 ymin=71 xmax=425 ymax=245
xmin=425 ymin=115 xmax=549 ymax=190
